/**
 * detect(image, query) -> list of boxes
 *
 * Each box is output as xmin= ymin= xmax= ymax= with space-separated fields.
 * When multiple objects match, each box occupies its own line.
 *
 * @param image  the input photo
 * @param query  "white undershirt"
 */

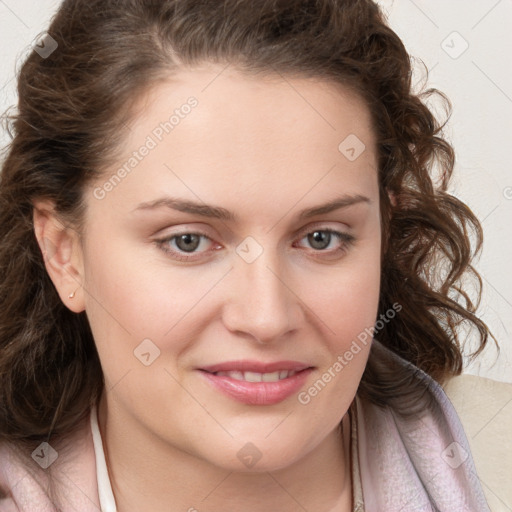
xmin=90 ymin=404 xmax=118 ymax=512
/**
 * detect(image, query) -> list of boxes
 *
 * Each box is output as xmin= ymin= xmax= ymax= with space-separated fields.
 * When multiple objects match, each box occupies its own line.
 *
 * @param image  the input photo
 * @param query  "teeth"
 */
xmin=244 ymin=371 xmax=263 ymax=382
xmin=214 ymin=370 xmax=298 ymax=382
xmin=216 ymin=370 xmax=244 ymax=380
xmin=262 ymin=371 xmax=281 ymax=382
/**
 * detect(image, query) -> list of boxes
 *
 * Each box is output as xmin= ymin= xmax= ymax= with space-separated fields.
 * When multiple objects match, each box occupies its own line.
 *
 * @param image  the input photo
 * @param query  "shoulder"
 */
xmin=0 ymin=411 xmax=101 ymax=511
xmin=442 ymin=373 xmax=512 ymax=511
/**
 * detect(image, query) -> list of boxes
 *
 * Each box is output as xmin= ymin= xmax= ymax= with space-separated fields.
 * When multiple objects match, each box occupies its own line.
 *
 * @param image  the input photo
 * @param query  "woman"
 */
xmin=0 ymin=0 xmax=497 ymax=510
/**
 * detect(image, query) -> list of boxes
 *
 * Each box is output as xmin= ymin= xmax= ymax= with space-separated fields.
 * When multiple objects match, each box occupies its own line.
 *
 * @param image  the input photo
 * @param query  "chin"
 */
xmin=201 ymin=436 xmax=308 ymax=474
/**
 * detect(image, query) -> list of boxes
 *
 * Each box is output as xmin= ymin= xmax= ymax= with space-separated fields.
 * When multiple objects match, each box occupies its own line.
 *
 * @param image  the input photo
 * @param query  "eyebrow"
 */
xmin=132 ymin=193 xmax=370 ymax=221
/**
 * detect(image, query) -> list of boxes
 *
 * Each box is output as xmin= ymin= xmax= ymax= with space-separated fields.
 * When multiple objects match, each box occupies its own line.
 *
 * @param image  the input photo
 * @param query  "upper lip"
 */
xmin=200 ymin=360 xmax=312 ymax=373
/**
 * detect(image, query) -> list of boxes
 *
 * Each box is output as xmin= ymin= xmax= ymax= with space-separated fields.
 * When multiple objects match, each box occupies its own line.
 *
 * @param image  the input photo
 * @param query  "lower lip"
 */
xmin=199 ymin=369 xmax=313 ymax=405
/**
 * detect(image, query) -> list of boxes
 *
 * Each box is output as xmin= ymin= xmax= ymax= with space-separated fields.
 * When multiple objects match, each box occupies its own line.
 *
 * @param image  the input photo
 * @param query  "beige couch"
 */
xmin=443 ymin=374 xmax=512 ymax=512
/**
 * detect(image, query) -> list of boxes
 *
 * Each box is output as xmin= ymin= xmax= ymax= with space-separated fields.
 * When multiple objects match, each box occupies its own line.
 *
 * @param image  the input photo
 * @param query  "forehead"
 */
xmin=90 ymin=64 xmax=378 ymax=218
xmin=134 ymin=64 xmax=376 ymax=145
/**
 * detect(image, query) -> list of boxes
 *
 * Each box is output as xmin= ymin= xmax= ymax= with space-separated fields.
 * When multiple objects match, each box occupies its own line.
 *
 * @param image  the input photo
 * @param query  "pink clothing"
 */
xmin=0 ymin=341 xmax=490 ymax=511
xmin=0 ymin=412 xmax=99 ymax=511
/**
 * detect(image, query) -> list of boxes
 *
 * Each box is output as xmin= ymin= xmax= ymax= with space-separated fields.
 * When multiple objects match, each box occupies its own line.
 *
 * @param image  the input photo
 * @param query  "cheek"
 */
xmin=303 ymin=235 xmax=381 ymax=389
xmin=297 ymin=254 xmax=380 ymax=416
xmin=81 ymin=230 xmax=219 ymax=375
xmin=81 ymin=232 xmax=167 ymax=376
xmin=313 ymin=242 xmax=381 ymax=343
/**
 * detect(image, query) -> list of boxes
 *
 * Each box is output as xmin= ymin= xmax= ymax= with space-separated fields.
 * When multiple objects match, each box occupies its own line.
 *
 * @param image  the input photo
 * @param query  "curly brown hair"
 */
xmin=0 ymin=0 xmax=494 ymax=453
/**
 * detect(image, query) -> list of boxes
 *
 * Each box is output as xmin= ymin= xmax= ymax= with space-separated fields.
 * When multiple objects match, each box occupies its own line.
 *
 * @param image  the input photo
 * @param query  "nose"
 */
xmin=221 ymin=248 xmax=304 ymax=345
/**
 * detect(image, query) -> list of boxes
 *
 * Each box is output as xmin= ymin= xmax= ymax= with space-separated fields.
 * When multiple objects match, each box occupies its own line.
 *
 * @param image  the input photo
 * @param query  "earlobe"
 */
xmin=387 ymin=189 xmax=397 ymax=207
xmin=32 ymin=199 xmax=85 ymax=313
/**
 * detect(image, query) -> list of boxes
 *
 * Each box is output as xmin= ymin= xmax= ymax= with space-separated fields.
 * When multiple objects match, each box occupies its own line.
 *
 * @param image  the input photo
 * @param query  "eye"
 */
xmin=295 ymin=228 xmax=355 ymax=256
xmin=155 ymin=231 xmax=217 ymax=261
xmin=154 ymin=227 xmax=355 ymax=262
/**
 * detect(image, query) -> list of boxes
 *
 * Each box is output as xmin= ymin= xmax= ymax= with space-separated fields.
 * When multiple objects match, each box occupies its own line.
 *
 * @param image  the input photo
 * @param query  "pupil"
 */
xmin=177 ymin=233 xmax=199 ymax=252
xmin=309 ymin=231 xmax=330 ymax=250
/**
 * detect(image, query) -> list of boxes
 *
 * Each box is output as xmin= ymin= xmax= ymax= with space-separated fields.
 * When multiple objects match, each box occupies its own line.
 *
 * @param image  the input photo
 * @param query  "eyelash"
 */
xmin=154 ymin=227 xmax=355 ymax=262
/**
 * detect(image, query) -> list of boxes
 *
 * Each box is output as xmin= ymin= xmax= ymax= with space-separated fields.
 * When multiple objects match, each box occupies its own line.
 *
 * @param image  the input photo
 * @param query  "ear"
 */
xmin=32 ymin=198 xmax=85 ymax=313
xmin=387 ymin=188 xmax=397 ymax=207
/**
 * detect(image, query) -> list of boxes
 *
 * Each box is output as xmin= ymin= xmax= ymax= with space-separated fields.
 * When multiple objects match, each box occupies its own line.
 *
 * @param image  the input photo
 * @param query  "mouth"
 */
xmin=205 ymin=369 xmax=302 ymax=382
xmin=197 ymin=360 xmax=314 ymax=405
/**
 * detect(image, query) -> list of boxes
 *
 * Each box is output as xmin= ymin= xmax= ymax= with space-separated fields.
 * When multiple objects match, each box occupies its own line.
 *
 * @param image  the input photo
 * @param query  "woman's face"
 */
xmin=81 ymin=64 xmax=381 ymax=471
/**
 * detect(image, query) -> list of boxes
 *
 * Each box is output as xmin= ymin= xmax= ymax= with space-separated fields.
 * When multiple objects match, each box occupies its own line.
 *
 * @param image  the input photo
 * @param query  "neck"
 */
xmin=98 ymin=394 xmax=353 ymax=512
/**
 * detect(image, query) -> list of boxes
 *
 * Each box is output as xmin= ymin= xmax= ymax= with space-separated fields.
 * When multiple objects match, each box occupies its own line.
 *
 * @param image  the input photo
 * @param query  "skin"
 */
xmin=33 ymin=64 xmax=381 ymax=511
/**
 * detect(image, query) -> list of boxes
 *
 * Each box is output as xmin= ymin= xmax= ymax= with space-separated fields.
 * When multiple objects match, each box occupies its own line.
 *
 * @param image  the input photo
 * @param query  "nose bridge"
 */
xmin=224 ymin=237 xmax=301 ymax=343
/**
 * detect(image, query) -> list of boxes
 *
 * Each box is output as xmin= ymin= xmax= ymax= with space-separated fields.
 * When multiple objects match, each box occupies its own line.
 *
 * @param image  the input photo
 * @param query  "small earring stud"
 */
xmin=68 ymin=289 xmax=77 ymax=299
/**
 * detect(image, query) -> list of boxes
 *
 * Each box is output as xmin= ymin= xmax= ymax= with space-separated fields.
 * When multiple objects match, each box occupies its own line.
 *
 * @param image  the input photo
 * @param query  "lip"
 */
xmin=198 ymin=360 xmax=314 ymax=406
